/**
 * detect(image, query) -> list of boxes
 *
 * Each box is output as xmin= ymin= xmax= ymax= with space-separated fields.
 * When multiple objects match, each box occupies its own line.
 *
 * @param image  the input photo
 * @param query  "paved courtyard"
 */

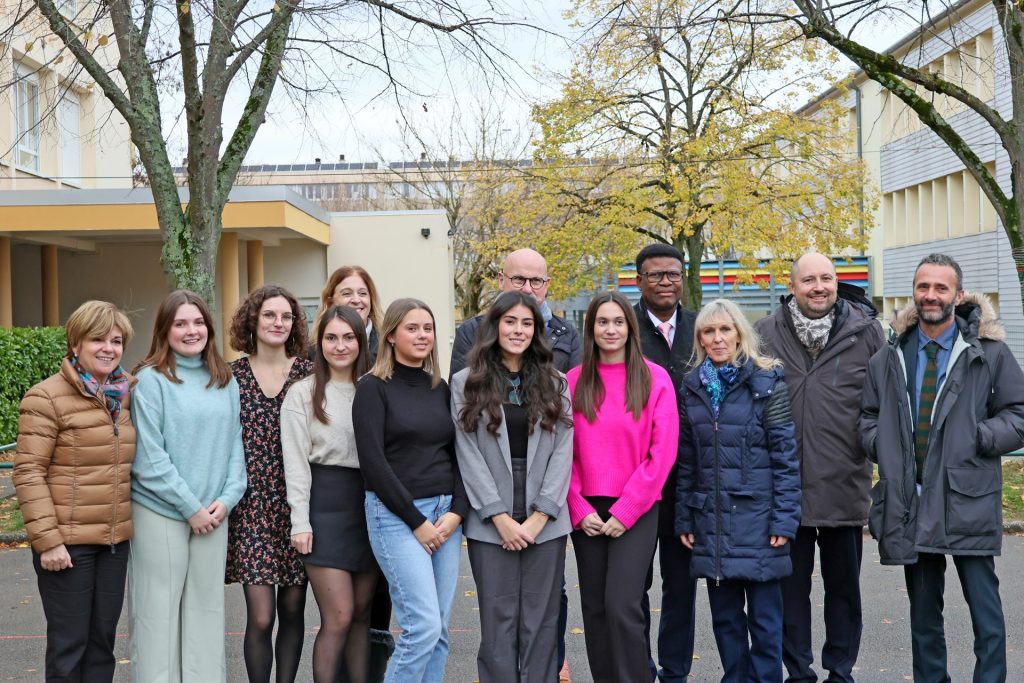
xmin=2 ymin=533 xmax=1023 ymax=681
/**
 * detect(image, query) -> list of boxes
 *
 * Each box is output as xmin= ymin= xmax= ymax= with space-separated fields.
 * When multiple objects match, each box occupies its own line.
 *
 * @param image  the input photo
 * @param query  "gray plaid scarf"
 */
xmin=787 ymin=298 xmax=835 ymax=360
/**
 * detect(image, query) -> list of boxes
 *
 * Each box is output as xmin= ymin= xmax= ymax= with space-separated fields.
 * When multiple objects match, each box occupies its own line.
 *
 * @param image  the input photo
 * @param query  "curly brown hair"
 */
xmin=229 ymin=285 xmax=308 ymax=357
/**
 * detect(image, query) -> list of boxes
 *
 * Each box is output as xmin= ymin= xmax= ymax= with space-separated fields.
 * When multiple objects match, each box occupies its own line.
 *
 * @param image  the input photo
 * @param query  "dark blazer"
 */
xmin=634 ymin=300 xmax=697 ymax=536
xmin=449 ymin=369 xmax=574 ymax=545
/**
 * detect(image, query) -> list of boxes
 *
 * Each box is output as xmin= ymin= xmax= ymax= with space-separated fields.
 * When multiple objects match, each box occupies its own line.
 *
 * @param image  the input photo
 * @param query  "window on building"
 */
xmin=57 ymin=0 xmax=77 ymax=17
xmin=13 ymin=64 xmax=41 ymax=172
xmin=59 ymin=90 xmax=81 ymax=185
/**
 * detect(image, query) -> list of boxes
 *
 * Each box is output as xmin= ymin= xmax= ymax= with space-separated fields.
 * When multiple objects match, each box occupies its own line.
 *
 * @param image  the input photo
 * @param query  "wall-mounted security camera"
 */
xmin=421 ymin=228 xmax=431 ymax=239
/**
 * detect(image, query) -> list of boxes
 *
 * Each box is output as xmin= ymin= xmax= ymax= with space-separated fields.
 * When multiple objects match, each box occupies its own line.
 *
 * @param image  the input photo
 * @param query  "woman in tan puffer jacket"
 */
xmin=13 ymin=300 xmax=136 ymax=683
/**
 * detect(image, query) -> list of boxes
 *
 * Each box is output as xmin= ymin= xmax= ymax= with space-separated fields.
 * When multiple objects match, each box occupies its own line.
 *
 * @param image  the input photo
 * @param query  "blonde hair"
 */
xmin=64 ymin=301 xmax=134 ymax=357
xmin=692 ymin=299 xmax=779 ymax=370
xmin=371 ymin=298 xmax=442 ymax=388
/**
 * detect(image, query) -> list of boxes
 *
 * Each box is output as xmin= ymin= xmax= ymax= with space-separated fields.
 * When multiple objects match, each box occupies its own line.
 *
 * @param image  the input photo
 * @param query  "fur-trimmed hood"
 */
xmin=890 ymin=292 xmax=1006 ymax=342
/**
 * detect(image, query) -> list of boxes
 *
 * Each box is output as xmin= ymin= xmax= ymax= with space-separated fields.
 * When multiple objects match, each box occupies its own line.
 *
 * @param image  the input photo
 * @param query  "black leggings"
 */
xmin=241 ymin=584 xmax=307 ymax=683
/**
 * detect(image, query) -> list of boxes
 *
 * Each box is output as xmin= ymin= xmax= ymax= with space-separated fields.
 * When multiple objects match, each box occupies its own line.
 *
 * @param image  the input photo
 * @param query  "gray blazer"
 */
xmin=450 ymin=368 xmax=573 ymax=545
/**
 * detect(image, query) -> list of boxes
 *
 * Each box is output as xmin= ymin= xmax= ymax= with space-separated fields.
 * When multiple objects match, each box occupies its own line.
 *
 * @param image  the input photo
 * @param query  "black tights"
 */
xmin=241 ymin=584 xmax=307 ymax=683
xmin=306 ymin=565 xmax=378 ymax=683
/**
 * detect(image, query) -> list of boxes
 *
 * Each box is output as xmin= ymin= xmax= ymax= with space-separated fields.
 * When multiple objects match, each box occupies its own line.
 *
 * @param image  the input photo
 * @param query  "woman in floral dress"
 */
xmin=226 ymin=285 xmax=313 ymax=683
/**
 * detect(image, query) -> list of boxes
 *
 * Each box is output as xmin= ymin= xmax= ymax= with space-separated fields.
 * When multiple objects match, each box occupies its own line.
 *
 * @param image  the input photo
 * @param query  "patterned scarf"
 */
xmin=698 ymin=357 xmax=740 ymax=420
xmin=787 ymin=298 xmax=835 ymax=360
xmin=72 ymin=356 xmax=131 ymax=423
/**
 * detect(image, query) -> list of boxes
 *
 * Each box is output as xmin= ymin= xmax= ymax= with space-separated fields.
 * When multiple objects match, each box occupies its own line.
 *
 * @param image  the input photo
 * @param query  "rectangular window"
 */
xmin=57 ymin=0 xmax=77 ymax=18
xmin=59 ymin=90 xmax=81 ymax=185
xmin=13 ymin=64 xmax=41 ymax=172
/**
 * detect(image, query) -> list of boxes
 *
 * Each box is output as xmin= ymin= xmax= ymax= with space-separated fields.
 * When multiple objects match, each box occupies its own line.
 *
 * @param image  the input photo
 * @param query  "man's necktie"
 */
xmin=915 ymin=341 xmax=939 ymax=484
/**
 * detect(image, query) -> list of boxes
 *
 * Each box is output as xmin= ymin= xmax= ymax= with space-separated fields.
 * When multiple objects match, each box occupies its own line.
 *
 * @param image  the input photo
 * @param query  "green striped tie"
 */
xmin=915 ymin=341 xmax=939 ymax=484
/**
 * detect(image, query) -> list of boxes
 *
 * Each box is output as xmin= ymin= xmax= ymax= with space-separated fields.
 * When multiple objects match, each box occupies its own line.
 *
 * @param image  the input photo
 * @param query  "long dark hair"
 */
xmin=573 ymin=291 xmax=651 ymax=422
xmin=228 ymin=284 xmax=308 ymax=356
xmin=459 ymin=291 xmax=570 ymax=435
xmin=134 ymin=290 xmax=232 ymax=388
xmin=311 ymin=305 xmax=370 ymax=424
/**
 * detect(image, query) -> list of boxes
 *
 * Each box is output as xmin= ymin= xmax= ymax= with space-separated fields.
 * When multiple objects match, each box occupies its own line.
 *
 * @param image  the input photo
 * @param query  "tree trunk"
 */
xmin=675 ymin=229 xmax=704 ymax=311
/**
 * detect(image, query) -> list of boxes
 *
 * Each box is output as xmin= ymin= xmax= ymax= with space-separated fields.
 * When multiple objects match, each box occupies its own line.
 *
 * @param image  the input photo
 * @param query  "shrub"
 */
xmin=0 ymin=328 xmax=67 ymax=445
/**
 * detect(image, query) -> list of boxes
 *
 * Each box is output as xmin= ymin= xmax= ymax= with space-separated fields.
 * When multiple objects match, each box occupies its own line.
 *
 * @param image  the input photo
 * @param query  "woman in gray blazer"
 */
xmin=451 ymin=291 xmax=574 ymax=683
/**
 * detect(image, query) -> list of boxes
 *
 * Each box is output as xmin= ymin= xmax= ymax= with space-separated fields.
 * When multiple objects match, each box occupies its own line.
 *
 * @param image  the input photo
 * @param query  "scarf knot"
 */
xmin=72 ymin=357 xmax=130 ymax=423
xmin=787 ymin=298 xmax=835 ymax=360
xmin=698 ymin=357 xmax=739 ymax=420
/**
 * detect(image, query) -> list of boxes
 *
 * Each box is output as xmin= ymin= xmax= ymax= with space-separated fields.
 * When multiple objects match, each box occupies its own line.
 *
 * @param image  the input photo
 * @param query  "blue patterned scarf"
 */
xmin=698 ymin=357 xmax=740 ymax=420
xmin=72 ymin=356 xmax=130 ymax=423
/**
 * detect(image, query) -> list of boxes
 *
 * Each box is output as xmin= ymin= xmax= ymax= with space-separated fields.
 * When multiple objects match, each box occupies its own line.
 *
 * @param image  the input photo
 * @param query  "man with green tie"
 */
xmin=860 ymin=253 xmax=1024 ymax=683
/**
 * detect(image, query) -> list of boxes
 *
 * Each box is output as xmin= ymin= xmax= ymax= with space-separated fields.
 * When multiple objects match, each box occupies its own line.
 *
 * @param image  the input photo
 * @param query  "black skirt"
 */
xmin=304 ymin=463 xmax=375 ymax=572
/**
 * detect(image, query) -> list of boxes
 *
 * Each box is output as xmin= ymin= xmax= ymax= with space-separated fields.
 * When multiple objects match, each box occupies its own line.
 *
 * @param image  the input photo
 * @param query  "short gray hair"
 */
xmin=915 ymin=253 xmax=963 ymax=291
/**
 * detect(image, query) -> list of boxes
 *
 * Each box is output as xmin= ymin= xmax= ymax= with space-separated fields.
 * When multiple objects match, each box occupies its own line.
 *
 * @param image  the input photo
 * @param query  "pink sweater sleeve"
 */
xmin=608 ymin=365 xmax=680 ymax=529
xmin=566 ymin=368 xmax=597 ymax=528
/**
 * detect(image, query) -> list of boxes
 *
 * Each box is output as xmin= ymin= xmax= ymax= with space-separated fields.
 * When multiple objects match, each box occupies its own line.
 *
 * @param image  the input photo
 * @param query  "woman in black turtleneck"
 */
xmin=353 ymin=298 xmax=467 ymax=683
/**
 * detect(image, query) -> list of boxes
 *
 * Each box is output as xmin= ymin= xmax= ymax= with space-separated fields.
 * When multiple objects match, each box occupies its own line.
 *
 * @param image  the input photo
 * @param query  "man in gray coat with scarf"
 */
xmin=756 ymin=252 xmax=884 ymax=683
xmin=860 ymin=253 xmax=1024 ymax=683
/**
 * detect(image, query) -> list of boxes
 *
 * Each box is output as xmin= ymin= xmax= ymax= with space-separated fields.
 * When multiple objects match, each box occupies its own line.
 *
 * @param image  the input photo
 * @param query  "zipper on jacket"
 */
xmin=109 ymin=406 xmax=120 ymax=550
xmin=713 ymin=420 xmax=722 ymax=586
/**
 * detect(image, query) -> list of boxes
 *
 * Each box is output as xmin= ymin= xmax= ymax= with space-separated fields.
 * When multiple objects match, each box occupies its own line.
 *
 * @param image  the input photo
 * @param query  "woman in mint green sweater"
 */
xmin=129 ymin=290 xmax=247 ymax=683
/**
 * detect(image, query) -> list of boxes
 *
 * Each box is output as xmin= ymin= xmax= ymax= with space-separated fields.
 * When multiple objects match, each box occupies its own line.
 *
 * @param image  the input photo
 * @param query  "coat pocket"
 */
xmin=727 ymin=491 xmax=770 ymax=548
xmin=945 ymin=468 xmax=1001 ymax=536
xmin=867 ymin=479 xmax=886 ymax=541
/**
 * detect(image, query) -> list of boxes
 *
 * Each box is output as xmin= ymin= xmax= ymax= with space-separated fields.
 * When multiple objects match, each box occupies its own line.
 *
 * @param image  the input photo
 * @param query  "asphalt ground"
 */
xmin=1 ymin=533 xmax=1023 ymax=682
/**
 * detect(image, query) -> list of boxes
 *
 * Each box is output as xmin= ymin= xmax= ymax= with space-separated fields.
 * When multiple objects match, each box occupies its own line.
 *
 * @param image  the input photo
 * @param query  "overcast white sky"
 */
xmin=229 ymin=2 xmax=924 ymax=166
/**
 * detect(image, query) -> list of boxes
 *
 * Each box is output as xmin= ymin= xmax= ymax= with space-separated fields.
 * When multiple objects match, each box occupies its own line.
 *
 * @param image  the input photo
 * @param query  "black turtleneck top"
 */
xmin=353 ymin=362 xmax=468 ymax=529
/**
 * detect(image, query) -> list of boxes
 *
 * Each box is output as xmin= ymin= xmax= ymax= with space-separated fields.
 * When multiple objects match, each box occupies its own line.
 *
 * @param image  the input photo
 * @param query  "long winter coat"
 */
xmin=755 ymin=286 xmax=884 ymax=527
xmin=675 ymin=361 xmax=801 ymax=582
xmin=13 ymin=359 xmax=136 ymax=553
xmin=860 ymin=294 xmax=1024 ymax=564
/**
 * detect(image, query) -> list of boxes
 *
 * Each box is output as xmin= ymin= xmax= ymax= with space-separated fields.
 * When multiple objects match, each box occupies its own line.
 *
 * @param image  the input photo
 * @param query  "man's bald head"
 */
xmin=790 ymin=252 xmax=838 ymax=319
xmin=499 ymin=249 xmax=551 ymax=303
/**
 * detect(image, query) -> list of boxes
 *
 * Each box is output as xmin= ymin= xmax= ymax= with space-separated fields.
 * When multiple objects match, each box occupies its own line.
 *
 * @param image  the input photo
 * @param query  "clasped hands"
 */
xmin=493 ymin=511 xmax=549 ymax=551
xmin=579 ymin=512 xmax=626 ymax=538
xmin=414 ymin=512 xmax=463 ymax=555
xmin=188 ymin=500 xmax=228 ymax=536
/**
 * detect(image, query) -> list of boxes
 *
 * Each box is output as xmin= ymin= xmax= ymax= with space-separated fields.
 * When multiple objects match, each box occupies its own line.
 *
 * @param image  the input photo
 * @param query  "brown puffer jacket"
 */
xmin=13 ymin=359 xmax=136 ymax=553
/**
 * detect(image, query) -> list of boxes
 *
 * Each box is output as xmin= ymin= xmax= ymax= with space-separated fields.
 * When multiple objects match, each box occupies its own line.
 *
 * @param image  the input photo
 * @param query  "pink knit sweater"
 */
xmin=566 ymin=360 xmax=679 ymax=529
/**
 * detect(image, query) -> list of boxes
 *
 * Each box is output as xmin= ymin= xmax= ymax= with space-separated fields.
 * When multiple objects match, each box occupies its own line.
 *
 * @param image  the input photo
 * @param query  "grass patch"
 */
xmin=0 ymin=496 xmax=24 ymax=534
xmin=1002 ymin=460 xmax=1024 ymax=525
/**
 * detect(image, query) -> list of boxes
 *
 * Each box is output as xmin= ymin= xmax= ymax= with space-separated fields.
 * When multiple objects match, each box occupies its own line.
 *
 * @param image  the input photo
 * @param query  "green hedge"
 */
xmin=0 ymin=328 xmax=67 ymax=445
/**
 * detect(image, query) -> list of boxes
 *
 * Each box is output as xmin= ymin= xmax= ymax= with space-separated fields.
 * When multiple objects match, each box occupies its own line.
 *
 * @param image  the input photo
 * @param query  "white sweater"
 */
xmin=280 ymin=375 xmax=358 ymax=535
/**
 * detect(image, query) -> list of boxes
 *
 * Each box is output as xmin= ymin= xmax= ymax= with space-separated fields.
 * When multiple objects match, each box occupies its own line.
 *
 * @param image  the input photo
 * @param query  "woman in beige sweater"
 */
xmin=281 ymin=305 xmax=379 ymax=683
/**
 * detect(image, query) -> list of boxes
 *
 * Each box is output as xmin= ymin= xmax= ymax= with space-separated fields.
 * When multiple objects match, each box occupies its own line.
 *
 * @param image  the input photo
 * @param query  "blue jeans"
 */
xmin=365 ymin=491 xmax=462 ymax=683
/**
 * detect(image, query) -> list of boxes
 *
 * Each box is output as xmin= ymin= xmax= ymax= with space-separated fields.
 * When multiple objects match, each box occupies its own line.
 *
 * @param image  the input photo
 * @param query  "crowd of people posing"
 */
xmin=15 ymin=244 xmax=1024 ymax=683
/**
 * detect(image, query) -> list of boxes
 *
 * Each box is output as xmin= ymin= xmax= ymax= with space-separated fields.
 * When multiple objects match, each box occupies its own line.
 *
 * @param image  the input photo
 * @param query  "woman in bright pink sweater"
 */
xmin=567 ymin=291 xmax=678 ymax=683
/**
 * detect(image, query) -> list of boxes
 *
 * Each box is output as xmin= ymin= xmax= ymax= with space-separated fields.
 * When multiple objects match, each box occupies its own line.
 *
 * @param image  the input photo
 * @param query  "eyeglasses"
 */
xmin=505 ymin=274 xmax=551 ymax=290
xmin=261 ymin=312 xmax=295 ymax=324
xmin=641 ymin=270 xmax=683 ymax=283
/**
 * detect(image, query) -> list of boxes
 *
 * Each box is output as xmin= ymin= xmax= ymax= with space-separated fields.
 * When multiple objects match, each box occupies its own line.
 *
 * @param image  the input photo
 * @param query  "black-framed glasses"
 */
xmin=506 ymin=274 xmax=551 ymax=290
xmin=640 ymin=270 xmax=683 ymax=283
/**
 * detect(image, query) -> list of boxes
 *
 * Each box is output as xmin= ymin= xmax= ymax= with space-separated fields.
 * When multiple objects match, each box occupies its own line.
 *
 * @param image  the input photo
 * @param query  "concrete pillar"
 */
xmin=41 ymin=244 xmax=59 ymax=327
xmin=218 ymin=232 xmax=240 ymax=360
xmin=0 ymin=237 xmax=11 ymax=327
xmin=246 ymin=240 xmax=264 ymax=292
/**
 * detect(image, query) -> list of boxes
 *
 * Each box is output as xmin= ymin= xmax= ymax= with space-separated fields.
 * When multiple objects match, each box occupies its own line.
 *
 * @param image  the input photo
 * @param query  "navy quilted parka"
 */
xmin=674 ymin=362 xmax=801 ymax=583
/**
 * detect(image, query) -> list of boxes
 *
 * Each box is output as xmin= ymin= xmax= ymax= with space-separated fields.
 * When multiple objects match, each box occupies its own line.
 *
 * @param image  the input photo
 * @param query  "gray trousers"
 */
xmin=467 ymin=536 xmax=567 ymax=683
